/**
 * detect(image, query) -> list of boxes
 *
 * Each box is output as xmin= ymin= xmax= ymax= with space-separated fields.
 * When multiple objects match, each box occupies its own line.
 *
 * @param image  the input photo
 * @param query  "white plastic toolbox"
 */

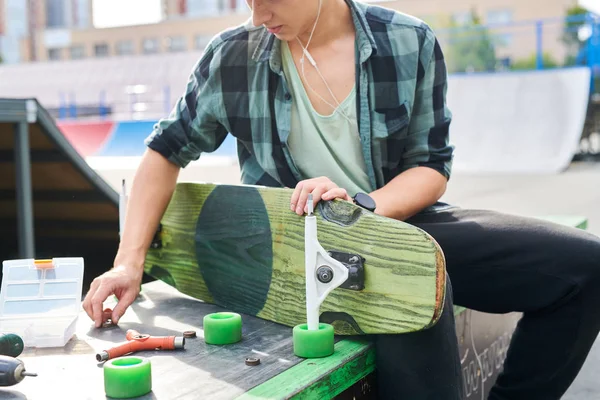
xmin=0 ymin=257 xmax=84 ymax=348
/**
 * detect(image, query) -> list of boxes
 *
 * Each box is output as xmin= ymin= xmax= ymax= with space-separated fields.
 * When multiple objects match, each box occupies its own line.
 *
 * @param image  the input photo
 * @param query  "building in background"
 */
xmin=162 ymin=0 xmax=246 ymax=18
xmin=9 ymin=0 xmax=589 ymax=66
xmin=0 ymin=0 xmax=28 ymax=63
xmin=0 ymin=0 xmax=92 ymax=63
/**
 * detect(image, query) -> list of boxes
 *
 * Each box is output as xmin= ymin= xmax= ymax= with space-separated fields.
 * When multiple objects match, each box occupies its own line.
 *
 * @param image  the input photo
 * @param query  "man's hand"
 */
xmin=290 ymin=176 xmax=352 ymax=215
xmin=82 ymin=264 xmax=144 ymax=328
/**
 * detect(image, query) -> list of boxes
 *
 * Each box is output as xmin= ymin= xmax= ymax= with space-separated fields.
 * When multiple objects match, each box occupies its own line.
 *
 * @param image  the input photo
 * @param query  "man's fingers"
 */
xmin=82 ymin=279 xmax=100 ymax=320
xmin=111 ymin=290 xmax=137 ymax=324
xmin=305 ymin=186 xmax=328 ymax=213
xmin=290 ymin=181 xmax=305 ymax=211
xmin=322 ymin=188 xmax=350 ymax=201
xmin=296 ymin=185 xmax=314 ymax=215
xmin=292 ymin=178 xmax=339 ymax=215
xmin=91 ymin=284 xmax=113 ymax=328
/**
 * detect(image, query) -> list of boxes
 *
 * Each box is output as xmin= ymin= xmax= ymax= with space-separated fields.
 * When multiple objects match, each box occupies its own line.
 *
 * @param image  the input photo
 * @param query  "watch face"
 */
xmin=354 ymin=193 xmax=376 ymax=211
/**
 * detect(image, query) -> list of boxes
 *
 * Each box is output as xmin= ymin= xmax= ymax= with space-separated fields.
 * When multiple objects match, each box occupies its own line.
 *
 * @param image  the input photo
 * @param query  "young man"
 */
xmin=82 ymin=0 xmax=600 ymax=398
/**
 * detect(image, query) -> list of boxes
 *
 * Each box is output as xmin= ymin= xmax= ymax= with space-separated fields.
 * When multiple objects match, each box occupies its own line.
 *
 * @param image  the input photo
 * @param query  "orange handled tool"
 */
xmin=96 ymin=329 xmax=185 ymax=362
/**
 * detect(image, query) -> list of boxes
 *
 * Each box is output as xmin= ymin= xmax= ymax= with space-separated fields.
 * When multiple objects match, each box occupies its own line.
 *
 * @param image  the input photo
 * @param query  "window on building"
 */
xmin=142 ymin=38 xmax=160 ymax=54
xmin=70 ymin=45 xmax=85 ymax=59
xmin=167 ymin=36 xmax=187 ymax=52
xmin=187 ymin=0 xmax=224 ymax=17
xmin=116 ymin=40 xmax=135 ymax=55
xmin=47 ymin=48 xmax=62 ymax=60
xmin=46 ymin=0 xmax=66 ymax=28
xmin=94 ymin=43 xmax=109 ymax=57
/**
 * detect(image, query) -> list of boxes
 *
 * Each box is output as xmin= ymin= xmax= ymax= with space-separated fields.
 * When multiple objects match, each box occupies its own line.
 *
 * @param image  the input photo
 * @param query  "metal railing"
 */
xmin=432 ymin=12 xmax=599 ymax=75
xmin=50 ymin=11 xmax=599 ymax=121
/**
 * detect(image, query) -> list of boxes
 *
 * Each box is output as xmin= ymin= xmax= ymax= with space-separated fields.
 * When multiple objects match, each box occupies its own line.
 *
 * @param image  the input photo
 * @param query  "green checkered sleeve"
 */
xmin=144 ymin=40 xmax=229 ymax=168
xmin=402 ymin=29 xmax=454 ymax=180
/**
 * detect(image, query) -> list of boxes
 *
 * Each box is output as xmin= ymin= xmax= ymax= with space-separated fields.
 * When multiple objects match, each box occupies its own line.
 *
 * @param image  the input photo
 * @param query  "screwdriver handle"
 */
xmin=0 ymin=334 xmax=24 ymax=357
xmin=0 ymin=355 xmax=23 ymax=386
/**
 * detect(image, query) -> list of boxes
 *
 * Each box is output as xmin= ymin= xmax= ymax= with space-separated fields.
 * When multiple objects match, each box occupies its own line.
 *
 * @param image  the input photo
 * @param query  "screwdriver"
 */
xmin=0 ymin=333 xmax=24 ymax=357
xmin=0 ymin=355 xmax=37 ymax=386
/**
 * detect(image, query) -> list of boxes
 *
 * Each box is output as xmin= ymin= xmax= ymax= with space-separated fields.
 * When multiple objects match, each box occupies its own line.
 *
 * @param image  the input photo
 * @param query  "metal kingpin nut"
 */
xmin=317 ymin=266 xmax=334 ymax=283
xmin=183 ymin=331 xmax=197 ymax=338
xmin=349 ymin=256 xmax=359 ymax=263
xmin=245 ymin=357 xmax=261 ymax=366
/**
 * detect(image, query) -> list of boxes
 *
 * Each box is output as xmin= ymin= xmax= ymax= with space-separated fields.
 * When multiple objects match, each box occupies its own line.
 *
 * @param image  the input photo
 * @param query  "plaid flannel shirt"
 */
xmin=145 ymin=0 xmax=454 ymax=192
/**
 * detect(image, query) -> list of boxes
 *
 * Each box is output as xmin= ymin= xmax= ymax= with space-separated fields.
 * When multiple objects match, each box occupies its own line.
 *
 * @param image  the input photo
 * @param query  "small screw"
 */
xmin=183 ymin=331 xmax=197 ymax=338
xmin=245 ymin=357 xmax=261 ymax=366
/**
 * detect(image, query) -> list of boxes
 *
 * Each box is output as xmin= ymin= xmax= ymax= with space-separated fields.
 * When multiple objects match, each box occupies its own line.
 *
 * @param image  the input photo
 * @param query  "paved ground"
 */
xmin=93 ymin=160 xmax=600 ymax=398
xmin=441 ymin=161 xmax=600 ymax=237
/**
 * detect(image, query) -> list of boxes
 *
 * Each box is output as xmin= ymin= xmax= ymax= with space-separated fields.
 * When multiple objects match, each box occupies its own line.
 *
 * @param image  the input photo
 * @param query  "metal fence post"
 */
xmin=536 ymin=20 xmax=544 ymax=69
xmin=99 ymin=90 xmax=107 ymax=119
xmin=14 ymin=121 xmax=35 ymax=258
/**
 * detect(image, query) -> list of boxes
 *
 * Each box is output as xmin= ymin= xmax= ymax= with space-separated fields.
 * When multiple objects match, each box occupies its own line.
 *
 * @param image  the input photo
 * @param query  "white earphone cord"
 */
xmin=295 ymin=0 xmax=353 ymax=124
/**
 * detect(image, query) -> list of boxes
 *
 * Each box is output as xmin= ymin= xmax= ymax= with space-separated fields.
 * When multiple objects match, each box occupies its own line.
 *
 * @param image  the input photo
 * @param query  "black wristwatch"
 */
xmin=352 ymin=192 xmax=376 ymax=212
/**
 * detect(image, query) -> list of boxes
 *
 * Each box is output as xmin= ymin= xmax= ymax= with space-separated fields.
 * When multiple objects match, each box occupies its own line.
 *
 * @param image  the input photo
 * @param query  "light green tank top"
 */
xmin=281 ymin=41 xmax=371 ymax=196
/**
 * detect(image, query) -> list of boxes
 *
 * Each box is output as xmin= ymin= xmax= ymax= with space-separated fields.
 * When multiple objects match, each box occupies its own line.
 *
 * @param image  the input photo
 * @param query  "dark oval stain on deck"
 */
xmin=195 ymin=185 xmax=273 ymax=315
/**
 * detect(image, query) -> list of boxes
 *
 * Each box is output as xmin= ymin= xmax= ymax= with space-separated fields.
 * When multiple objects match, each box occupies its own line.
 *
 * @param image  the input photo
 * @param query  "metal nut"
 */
xmin=183 ymin=331 xmax=197 ymax=338
xmin=245 ymin=357 xmax=260 ymax=366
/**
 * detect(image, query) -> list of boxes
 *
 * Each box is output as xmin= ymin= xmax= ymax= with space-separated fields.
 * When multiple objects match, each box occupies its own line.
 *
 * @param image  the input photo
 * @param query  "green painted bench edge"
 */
xmin=236 ymin=338 xmax=375 ymax=399
xmin=241 ymin=215 xmax=588 ymax=399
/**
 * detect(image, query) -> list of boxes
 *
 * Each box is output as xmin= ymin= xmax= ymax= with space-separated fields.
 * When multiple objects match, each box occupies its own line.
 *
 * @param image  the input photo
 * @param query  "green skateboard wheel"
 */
xmin=104 ymin=356 xmax=152 ymax=399
xmin=0 ymin=333 xmax=24 ymax=357
xmin=293 ymin=323 xmax=335 ymax=358
xmin=204 ymin=312 xmax=243 ymax=345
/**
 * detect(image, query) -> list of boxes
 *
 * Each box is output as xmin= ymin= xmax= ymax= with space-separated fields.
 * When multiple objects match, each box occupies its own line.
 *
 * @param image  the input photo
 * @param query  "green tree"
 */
xmin=562 ymin=5 xmax=589 ymax=65
xmin=444 ymin=9 xmax=497 ymax=73
xmin=510 ymin=52 xmax=559 ymax=70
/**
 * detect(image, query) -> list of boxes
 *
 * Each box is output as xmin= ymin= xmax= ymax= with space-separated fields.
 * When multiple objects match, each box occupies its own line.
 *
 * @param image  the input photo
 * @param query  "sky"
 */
xmin=92 ymin=0 xmax=600 ymax=29
xmin=580 ymin=0 xmax=600 ymax=14
xmin=92 ymin=0 xmax=163 ymax=28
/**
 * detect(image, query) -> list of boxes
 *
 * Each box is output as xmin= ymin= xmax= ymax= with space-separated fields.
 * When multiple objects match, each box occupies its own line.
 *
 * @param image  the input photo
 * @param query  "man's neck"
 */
xmin=294 ymin=0 xmax=354 ymax=49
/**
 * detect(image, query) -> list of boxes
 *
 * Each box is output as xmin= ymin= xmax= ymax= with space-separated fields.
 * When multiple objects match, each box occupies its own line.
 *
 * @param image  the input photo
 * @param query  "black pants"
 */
xmin=374 ymin=205 xmax=600 ymax=399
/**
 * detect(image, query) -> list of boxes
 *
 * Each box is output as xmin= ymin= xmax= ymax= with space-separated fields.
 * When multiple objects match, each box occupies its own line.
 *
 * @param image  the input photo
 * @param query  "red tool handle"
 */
xmin=97 ymin=330 xmax=183 ymax=362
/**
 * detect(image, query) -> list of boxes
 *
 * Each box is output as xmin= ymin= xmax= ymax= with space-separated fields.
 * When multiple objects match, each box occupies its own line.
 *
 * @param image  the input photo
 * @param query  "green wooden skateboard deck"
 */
xmin=143 ymin=182 xmax=446 ymax=335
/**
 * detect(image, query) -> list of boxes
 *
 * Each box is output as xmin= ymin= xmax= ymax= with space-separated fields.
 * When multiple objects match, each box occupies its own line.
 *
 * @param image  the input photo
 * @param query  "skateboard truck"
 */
xmin=326 ymin=250 xmax=365 ymax=291
xmin=293 ymin=195 xmax=348 ymax=359
xmin=304 ymin=194 xmax=349 ymax=331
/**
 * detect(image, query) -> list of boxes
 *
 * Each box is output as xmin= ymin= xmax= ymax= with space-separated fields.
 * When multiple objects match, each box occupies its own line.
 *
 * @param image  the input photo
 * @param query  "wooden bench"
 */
xmin=8 ymin=215 xmax=588 ymax=400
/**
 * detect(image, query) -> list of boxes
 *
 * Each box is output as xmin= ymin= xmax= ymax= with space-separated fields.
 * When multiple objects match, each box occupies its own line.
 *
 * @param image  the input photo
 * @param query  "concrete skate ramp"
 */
xmin=0 ymin=98 xmax=120 ymax=289
xmin=447 ymin=67 xmax=591 ymax=174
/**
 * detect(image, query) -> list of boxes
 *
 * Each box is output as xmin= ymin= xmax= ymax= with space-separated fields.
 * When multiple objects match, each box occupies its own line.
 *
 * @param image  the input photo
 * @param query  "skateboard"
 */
xmin=143 ymin=182 xmax=446 ymax=335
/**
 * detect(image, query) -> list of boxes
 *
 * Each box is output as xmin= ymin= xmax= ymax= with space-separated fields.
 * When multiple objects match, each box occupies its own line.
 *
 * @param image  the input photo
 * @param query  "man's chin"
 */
xmin=272 ymin=32 xmax=293 ymax=41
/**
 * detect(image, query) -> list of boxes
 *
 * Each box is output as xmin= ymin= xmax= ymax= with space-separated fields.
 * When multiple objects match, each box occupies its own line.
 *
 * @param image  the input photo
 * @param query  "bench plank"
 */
xmin=238 ymin=339 xmax=375 ymax=399
xmin=10 ymin=281 xmax=308 ymax=400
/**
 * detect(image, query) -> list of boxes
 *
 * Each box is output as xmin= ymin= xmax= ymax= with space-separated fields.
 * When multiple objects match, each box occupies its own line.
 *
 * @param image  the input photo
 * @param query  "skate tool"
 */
xmin=96 ymin=329 xmax=185 ymax=362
